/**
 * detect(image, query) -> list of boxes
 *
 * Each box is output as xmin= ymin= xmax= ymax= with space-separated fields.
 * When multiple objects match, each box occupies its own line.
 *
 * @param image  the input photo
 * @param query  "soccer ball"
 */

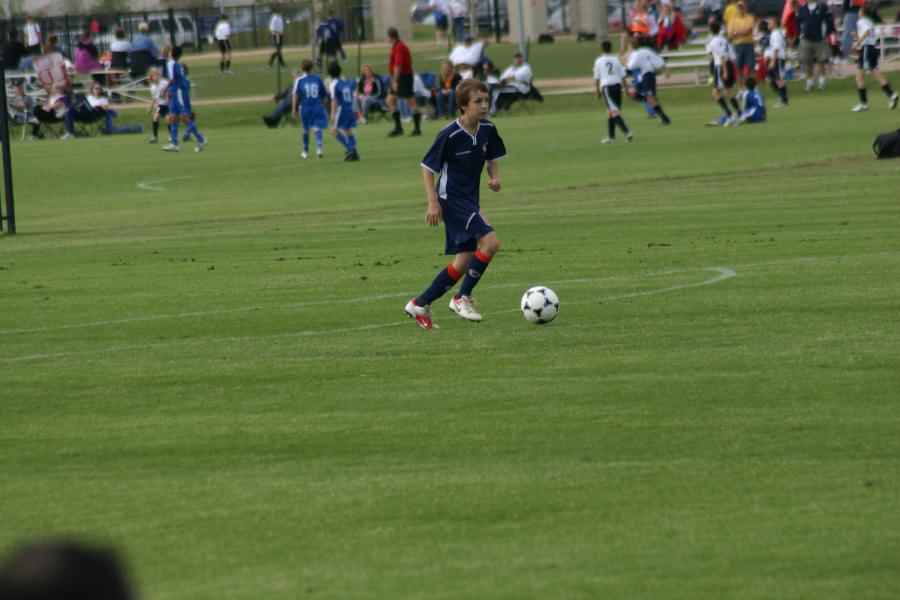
xmin=521 ymin=286 xmax=559 ymax=324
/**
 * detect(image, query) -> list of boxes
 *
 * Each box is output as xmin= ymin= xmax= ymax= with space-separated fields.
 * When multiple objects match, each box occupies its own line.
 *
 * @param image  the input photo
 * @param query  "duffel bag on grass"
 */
xmin=873 ymin=129 xmax=900 ymax=159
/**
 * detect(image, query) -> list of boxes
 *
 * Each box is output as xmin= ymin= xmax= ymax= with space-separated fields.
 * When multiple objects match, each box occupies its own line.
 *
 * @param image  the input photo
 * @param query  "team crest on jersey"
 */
xmin=482 ymin=143 xmax=487 ymax=154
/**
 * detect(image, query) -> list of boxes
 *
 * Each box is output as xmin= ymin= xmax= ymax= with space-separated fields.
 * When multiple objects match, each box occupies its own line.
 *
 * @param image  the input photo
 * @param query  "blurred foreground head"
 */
xmin=0 ymin=541 xmax=134 ymax=600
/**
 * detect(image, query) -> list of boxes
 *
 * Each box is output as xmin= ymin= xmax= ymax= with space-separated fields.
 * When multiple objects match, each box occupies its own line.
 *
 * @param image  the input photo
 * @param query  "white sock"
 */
xmin=806 ymin=78 xmax=813 ymax=88
xmin=818 ymin=76 xmax=825 ymax=87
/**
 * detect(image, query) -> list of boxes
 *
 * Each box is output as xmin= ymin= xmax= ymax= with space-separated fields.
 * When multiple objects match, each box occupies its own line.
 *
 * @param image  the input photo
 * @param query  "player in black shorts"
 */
xmin=851 ymin=4 xmax=897 ymax=112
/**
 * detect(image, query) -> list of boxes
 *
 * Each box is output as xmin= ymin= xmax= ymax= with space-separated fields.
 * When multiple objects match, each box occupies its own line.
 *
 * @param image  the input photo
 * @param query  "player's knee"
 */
xmin=482 ymin=238 xmax=501 ymax=256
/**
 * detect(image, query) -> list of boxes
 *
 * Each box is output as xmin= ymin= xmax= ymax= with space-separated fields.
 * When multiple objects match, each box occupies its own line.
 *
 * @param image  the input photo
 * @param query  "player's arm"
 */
xmin=422 ymin=167 xmax=442 ymax=227
xmin=392 ymin=65 xmax=401 ymax=92
xmin=487 ymin=160 xmax=500 ymax=192
xmin=330 ymin=96 xmax=337 ymax=127
xmin=594 ymin=77 xmax=601 ymax=98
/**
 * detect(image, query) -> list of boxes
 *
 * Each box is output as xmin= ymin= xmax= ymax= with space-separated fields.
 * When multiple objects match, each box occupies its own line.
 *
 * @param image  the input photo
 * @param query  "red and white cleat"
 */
xmin=405 ymin=299 xmax=438 ymax=330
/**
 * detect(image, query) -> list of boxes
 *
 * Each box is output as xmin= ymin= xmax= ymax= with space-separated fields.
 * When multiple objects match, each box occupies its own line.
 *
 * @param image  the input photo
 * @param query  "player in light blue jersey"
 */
xmin=292 ymin=59 xmax=328 ymax=159
xmin=162 ymin=45 xmax=207 ymax=152
xmin=327 ymin=61 xmax=359 ymax=161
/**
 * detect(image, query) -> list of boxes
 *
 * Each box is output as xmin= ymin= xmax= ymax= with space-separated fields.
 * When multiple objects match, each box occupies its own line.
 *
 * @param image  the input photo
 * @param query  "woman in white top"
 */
xmin=851 ymin=4 xmax=898 ymax=112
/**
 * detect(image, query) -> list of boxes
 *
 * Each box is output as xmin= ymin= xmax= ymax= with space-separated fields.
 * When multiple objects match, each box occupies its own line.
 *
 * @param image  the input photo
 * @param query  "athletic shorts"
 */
xmin=168 ymin=87 xmax=192 ymax=116
xmin=767 ymin=58 xmax=785 ymax=81
xmin=714 ymin=61 xmax=735 ymax=89
xmin=301 ymin=106 xmax=328 ymax=130
xmin=800 ymin=39 xmax=828 ymax=64
xmin=734 ymin=44 xmax=756 ymax=73
xmin=435 ymin=13 xmax=449 ymax=31
xmin=636 ymin=72 xmax=656 ymax=97
xmin=440 ymin=201 xmax=495 ymax=255
xmin=157 ymin=104 xmax=169 ymax=117
xmin=333 ymin=105 xmax=357 ymax=130
xmin=858 ymin=45 xmax=880 ymax=71
xmin=394 ymin=73 xmax=414 ymax=99
xmin=218 ymin=39 xmax=231 ymax=54
xmin=602 ymin=83 xmax=623 ymax=112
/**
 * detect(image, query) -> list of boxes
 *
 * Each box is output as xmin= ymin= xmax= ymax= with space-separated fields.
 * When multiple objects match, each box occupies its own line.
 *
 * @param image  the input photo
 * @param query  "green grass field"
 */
xmin=1 ymin=69 xmax=899 ymax=599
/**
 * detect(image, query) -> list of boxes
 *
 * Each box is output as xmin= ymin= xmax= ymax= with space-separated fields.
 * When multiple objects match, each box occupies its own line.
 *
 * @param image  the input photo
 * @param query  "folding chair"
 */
xmin=500 ymin=85 xmax=543 ymax=115
xmin=33 ymin=53 xmax=71 ymax=91
xmin=32 ymin=107 xmax=68 ymax=139
xmin=70 ymin=95 xmax=106 ymax=137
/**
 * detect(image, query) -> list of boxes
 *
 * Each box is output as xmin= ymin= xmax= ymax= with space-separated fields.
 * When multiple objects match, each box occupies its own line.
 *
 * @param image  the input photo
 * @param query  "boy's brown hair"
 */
xmin=455 ymin=78 xmax=489 ymax=114
xmin=301 ymin=59 xmax=314 ymax=73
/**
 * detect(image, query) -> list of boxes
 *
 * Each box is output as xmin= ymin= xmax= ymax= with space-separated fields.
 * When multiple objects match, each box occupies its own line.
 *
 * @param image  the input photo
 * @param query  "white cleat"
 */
xmin=195 ymin=139 xmax=208 ymax=152
xmin=405 ymin=299 xmax=438 ymax=330
xmin=851 ymin=103 xmax=869 ymax=112
xmin=600 ymin=137 xmax=615 ymax=144
xmin=301 ymin=151 xmax=309 ymax=159
xmin=162 ymin=143 xmax=179 ymax=152
xmin=317 ymin=150 xmax=324 ymax=159
xmin=148 ymin=136 xmax=158 ymax=143
xmin=448 ymin=295 xmax=482 ymax=322
xmin=625 ymin=131 xmax=633 ymax=142
xmin=889 ymin=93 xmax=898 ymax=110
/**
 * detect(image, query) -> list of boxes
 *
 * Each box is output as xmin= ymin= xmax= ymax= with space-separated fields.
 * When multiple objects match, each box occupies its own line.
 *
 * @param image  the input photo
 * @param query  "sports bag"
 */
xmin=873 ymin=129 xmax=900 ymax=159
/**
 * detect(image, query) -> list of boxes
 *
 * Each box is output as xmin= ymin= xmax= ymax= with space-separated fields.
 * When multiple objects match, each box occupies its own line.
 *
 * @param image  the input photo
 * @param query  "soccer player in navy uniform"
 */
xmin=404 ymin=79 xmax=506 ymax=330
xmin=162 ymin=45 xmax=207 ymax=152
xmin=292 ymin=59 xmax=328 ymax=159
xmin=594 ymin=40 xmax=633 ymax=144
xmin=327 ymin=61 xmax=359 ymax=161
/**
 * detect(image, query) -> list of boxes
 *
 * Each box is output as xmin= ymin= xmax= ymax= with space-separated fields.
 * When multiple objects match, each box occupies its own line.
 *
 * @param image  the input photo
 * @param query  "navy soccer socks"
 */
xmin=730 ymin=98 xmax=741 ymax=114
xmin=652 ymin=105 xmax=671 ymax=125
xmin=457 ymin=250 xmax=492 ymax=298
xmin=415 ymin=263 xmax=462 ymax=307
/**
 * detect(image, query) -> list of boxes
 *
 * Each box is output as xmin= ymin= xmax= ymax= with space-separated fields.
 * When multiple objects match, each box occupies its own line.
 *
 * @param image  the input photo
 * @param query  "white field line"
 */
xmin=135 ymin=176 xmax=195 ymax=192
xmin=0 ymin=267 xmax=736 ymax=364
xmin=0 ymin=267 xmax=715 ymax=336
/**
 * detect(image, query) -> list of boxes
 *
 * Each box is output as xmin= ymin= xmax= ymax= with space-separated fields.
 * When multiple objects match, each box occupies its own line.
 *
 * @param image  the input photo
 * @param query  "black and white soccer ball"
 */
xmin=521 ymin=286 xmax=559 ymax=324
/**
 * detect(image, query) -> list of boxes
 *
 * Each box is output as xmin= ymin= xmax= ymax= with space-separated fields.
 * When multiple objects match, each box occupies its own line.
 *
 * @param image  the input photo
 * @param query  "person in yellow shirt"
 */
xmin=727 ymin=1 xmax=756 ymax=91
xmin=723 ymin=0 xmax=739 ymax=23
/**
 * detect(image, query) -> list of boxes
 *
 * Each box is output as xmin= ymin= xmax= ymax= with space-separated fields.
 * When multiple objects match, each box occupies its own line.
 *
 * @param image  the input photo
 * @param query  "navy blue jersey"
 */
xmin=316 ymin=21 xmax=334 ymax=41
xmin=327 ymin=17 xmax=344 ymax=37
xmin=166 ymin=59 xmax=189 ymax=93
xmin=421 ymin=119 xmax=506 ymax=207
xmin=294 ymin=74 xmax=326 ymax=110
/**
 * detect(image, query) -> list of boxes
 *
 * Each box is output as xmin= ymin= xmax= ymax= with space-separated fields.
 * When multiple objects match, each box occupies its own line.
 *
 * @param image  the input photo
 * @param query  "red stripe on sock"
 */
xmin=475 ymin=250 xmax=492 ymax=264
xmin=447 ymin=263 xmax=463 ymax=280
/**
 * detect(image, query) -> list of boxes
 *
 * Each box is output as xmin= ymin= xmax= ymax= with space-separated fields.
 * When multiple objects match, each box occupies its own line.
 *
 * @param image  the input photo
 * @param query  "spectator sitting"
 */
xmin=434 ymin=59 xmax=461 ymax=119
xmin=33 ymin=82 xmax=75 ymax=139
xmin=263 ymin=81 xmax=295 ymax=128
xmin=355 ymin=64 xmax=387 ymax=122
xmin=110 ymin=27 xmax=131 ymax=55
xmin=74 ymin=31 xmax=102 ymax=74
xmin=7 ymin=80 xmax=41 ymax=139
xmin=477 ymin=59 xmax=501 ymax=85
xmin=130 ymin=22 xmax=162 ymax=65
xmin=413 ymin=72 xmax=433 ymax=117
xmin=449 ymin=34 xmax=487 ymax=79
xmin=42 ymin=34 xmax=66 ymax=58
xmin=82 ymin=82 xmax=144 ymax=134
xmin=490 ymin=52 xmax=532 ymax=114
xmin=656 ymin=4 xmax=687 ymax=50
xmin=2 ymin=30 xmax=29 ymax=70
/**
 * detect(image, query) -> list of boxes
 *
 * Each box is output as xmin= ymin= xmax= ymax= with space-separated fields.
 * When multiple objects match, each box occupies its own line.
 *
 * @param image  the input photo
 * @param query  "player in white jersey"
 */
xmin=705 ymin=22 xmax=741 ymax=126
xmin=593 ymin=40 xmax=633 ymax=143
xmin=214 ymin=14 xmax=232 ymax=74
xmin=147 ymin=68 xmax=169 ymax=143
xmin=851 ymin=4 xmax=898 ymax=112
xmin=626 ymin=36 xmax=672 ymax=125
xmin=759 ymin=18 xmax=789 ymax=107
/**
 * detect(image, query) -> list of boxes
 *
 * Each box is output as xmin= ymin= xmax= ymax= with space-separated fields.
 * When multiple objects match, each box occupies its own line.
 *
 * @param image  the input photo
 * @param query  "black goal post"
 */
xmin=0 ymin=65 xmax=15 ymax=235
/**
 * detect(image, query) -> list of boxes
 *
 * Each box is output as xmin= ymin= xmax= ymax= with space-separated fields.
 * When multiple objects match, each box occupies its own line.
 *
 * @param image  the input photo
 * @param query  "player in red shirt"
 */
xmin=386 ymin=27 xmax=422 ymax=137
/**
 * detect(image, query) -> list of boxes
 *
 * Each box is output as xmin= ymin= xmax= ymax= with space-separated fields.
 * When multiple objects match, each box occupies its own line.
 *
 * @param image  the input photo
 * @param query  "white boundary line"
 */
xmin=0 ymin=267 xmax=736 ymax=364
xmin=0 ymin=267 xmax=720 ymax=336
xmin=135 ymin=176 xmax=194 ymax=192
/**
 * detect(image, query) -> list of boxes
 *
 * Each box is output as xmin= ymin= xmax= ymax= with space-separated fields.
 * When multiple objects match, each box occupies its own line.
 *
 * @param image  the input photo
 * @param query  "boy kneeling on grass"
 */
xmin=404 ymin=79 xmax=507 ymax=330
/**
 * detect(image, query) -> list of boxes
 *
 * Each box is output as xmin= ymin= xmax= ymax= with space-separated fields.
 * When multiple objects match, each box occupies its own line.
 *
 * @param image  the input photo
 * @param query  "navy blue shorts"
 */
xmin=333 ymin=105 xmax=356 ymax=130
xmin=637 ymin=72 xmax=657 ymax=98
xmin=441 ymin=201 xmax=494 ymax=255
xmin=767 ymin=58 xmax=785 ymax=81
xmin=301 ymin=106 xmax=328 ymax=130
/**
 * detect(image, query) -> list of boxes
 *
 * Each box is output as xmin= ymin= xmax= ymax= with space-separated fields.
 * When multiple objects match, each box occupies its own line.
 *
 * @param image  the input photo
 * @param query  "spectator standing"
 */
xmin=24 ymin=16 xmax=41 ymax=55
xmin=851 ymin=2 xmax=898 ymax=111
xmin=699 ymin=0 xmax=723 ymax=24
xmin=490 ymin=52 xmax=532 ymax=114
xmin=840 ymin=0 xmax=863 ymax=60
xmin=796 ymin=0 xmax=835 ymax=92
xmin=131 ymin=22 xmax=161 ymax=64
xmin=215 ymin=14 xmax=232 ymax=75
xmin=449 ymin=0 xmax=468 ymax=42
xmin=386 ymin=27 xmax=422 ymax=137
xmin=435 ymin=59 xmax=462 ymax=118
xmin=727 ymin=1 xmax=755 ymax=91
xmin=1 ymin=30 xmax=29 ymax=70
xmin=356 ymin=64 xmax=387 ymax=122
xmin=268 ymin=10 xmax=285 ymax=68
xmin=430 ymin=0 xmax=451 ymax=48
xmin=723 ymin=0 xmax=739 ymax=24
